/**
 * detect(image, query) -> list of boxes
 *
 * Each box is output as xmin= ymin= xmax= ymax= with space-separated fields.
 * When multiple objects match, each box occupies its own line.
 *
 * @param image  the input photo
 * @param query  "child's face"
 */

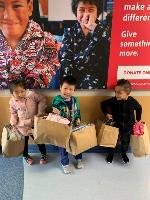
xmin=115 ymin=86 xmax=129 ymax=100
xmin=60 ymin=83 xmax=76 ymax=100
xmin=0 ymin=0 xmax=33 ymax=40
xmin=77 ymin=1 xmax=97 ymax=25
xmin=13 ymin=86 xmax=26 ymax=100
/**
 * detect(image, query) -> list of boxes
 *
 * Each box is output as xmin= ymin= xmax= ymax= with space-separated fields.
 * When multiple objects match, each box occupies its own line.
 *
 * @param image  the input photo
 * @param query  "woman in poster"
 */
xmin=59 ymin=0 xmax=111 ymax=89
xmin=0 ymin=0 xmax=60 ymax=89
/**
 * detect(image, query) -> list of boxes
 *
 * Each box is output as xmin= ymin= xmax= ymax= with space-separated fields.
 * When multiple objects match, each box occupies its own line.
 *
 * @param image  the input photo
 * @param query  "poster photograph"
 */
xmin=0 ymin=0 xmax=149 ymax=90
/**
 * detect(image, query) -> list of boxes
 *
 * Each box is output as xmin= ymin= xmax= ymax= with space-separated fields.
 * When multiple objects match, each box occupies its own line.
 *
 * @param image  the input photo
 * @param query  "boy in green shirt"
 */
xmin=52 ymin=76 xmax=84 ymax=174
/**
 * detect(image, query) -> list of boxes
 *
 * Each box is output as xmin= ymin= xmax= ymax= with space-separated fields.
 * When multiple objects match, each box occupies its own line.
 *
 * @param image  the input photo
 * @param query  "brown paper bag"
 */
xmin=130 ymin=124 xmax=150 ymax=157
xmin=96 ymin=119 xmax=119 ymax=148
xmin=67 ymin=124 xmax=97 ymax=156
xmin=33 ymin=116 xmax=72 ymax=148
xmin=1 ymin=126 xmax=25 ymax=157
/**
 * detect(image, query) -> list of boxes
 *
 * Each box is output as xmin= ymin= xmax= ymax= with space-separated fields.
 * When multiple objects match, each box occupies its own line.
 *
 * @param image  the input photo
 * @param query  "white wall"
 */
xmin=48 ymin=0 xmax=108 ymax=21
xmin=48 ymin=0 xmax=76 ymax=21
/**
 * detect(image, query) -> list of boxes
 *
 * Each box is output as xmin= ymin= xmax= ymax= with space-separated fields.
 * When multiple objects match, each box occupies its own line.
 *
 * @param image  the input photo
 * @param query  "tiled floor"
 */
xmin=23 ymin=153 xmax=150 ymax=200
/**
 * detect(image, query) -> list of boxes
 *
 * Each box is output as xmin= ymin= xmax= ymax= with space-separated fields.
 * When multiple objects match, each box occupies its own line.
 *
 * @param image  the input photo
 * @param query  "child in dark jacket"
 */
xmin=101 ymin=79 xmax=142 ymax=164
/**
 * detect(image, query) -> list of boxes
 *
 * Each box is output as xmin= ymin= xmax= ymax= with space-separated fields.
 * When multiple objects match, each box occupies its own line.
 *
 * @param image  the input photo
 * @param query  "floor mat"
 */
xmin=0 ymin=154 xmax=24 ymax=200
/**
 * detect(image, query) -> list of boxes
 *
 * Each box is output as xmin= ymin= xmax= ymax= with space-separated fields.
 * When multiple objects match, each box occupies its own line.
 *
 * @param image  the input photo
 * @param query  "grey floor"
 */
xmin=23 ymin=153 xmax=150 ymax=200
xmin=0 ymin=155 xmax=24 ymax=200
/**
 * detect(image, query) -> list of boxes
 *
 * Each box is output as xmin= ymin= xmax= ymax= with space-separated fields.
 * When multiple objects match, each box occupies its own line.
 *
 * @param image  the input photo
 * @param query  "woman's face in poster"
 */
xmin=76 ymin=1 xmax=97 ymax=25
xmin=0 ymin=0 xmax=33 ymax=40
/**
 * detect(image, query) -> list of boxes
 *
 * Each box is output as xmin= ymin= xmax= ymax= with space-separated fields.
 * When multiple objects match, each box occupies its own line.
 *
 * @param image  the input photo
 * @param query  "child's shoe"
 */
xmin=106 ymin=153 xmax=114 ymax=164
xmin=24 ymin=154 xmax=34 ymax=165
xmin=120 ymin=152 xmax=129 ymax=163
xmin=62 ymin=165 xmax=71 ymax=174
xmin=76 ymin=159 xmax=84 ymax=169
xmin=40 ymin=154 xmax=47 ymax=165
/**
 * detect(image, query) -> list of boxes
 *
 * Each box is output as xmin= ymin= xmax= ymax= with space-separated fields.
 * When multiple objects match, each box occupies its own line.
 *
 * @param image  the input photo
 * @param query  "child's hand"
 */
xmin=83 ymin=14 xmax=97 ymax=32
xmin=135 ymin=120 xmax=142 ymax=123
xmin=12 ymin=125 xmax=17 ymax=132
xmin=76 ymin=118 xmax=81 ymax=126
xmin=37 ymin=113 xmax=46 ymax=117
xmin=106 ymin=114 xmax=113 ymax=120
xmin=52 ymin=108 xmax=60 ymax=115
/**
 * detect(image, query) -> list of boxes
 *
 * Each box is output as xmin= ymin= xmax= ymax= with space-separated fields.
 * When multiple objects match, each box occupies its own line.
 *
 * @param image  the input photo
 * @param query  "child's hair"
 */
xmin=116 ymin=79 xmax=132 ymax=94
xmin=71 ymin=0 xmax=102 ymax=17
xmin=60 ymin=76 xmax=77 ymax=87
xmin=9 ymin=79 xmax=27 ymax=94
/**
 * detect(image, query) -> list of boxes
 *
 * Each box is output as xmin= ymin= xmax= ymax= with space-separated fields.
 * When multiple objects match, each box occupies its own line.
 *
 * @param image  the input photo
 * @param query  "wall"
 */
xmin=0 ymin=90 xmax=150 ymax=143
xmin=47 ymin=0 xmax=113 ymax=21
xmin=48 ymin=0 xmax=76 ymax=21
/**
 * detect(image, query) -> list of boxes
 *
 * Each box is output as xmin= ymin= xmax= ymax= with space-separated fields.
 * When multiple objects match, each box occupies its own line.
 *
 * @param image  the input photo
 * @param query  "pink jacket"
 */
xmin=9 ymin=90 xmax=47 ymax=136
xmin=0 ymin=20 xmax=60 ymax=89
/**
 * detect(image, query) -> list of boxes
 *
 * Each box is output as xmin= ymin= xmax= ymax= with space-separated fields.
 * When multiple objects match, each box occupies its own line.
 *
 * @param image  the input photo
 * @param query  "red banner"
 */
xmin=108 ymin=0 xmax=150 ymax=89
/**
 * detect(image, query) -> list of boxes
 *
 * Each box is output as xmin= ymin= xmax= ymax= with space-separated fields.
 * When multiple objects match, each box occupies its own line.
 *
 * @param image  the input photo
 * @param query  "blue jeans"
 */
xmin=59 ymin=147 xmax=82 ymax=166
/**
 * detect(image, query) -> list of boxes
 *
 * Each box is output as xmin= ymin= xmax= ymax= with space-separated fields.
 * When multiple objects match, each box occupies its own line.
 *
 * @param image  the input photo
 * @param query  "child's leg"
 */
xmin=107 ymin=148 xmax=115 ymax=155
xmin=59 ymin=147 xmax=69 ymax=166
xmin=30 ymin=135 xmax=47 ymax=164
xmin=36 ymin=144 xmax=47 ymax=155
xmin=30 ymin=135 xmax=46 ymax=155
xmin=74 ymin=154 xmax=84 ymax=169
xmin=23 ymin=136 xmax=34 ymax=165
xmin=23 ymin=136 xmax=29 ymax=157
xmin=120 ymin=131 xmax=131 ymax=153
xmin=59 ymin=148 xmax=71 ymax=174
xmin=106 ymin=147 xmax=115 ymax=164
xmin=120 ymin=131 xmax=131 ymax=163
xmin=74 ymin=154 xmax=82 ymax=160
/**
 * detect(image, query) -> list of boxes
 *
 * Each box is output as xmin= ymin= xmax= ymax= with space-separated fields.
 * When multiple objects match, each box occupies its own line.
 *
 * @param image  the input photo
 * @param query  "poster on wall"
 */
xmin=3 ymin=0 xmax=149 ymax=90
xmin=0 ymin=0 xmax=60 ymax=89
xmin=0 ymin=0 xmax=113 ymax=89
xmin=108 ymin=0 xmax=150 ymax=89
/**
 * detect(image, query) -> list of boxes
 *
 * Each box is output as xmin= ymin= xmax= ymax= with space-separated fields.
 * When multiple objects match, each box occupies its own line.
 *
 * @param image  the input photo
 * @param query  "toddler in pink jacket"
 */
xmin=9 ymin=79 xmax=47 ymax=165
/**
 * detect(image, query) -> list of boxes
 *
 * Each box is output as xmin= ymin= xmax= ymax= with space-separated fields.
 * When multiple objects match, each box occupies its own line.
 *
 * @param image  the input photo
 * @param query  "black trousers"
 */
xmin=23 ymin=135 xmax=46 ymax=157
xmin=108 ymin=130 xmax=131 ymax=155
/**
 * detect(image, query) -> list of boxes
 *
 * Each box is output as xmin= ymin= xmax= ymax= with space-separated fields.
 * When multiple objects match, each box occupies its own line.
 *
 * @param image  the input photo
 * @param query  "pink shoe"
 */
xmin=24 ymin=155 xmax=34 ymax=165
xmin=40 ymin=154 xmax=47 ymax=165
